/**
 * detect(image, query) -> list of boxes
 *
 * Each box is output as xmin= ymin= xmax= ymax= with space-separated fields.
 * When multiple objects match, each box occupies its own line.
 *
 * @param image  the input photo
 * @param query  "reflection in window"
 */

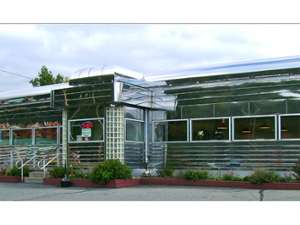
xmin=234 ymin=116 xmax=275 ymax=140
xmin=35 ymin=127 xmax=58 ymax=145
xmin=154 ymin=120 xmax=187 ymax=142
xmin=126 ymin=120 xmax=144 ymax=142
xmin=69 ymin=119 xmax=104 ymax=142
xmin=280 ymin=115 xmax=300 ymax=139
xmin=0 ymin=130 xmax=9 ymax=145
xmin=125 ymin=107 xmax=144 ymax=120
xmin=12 ymin=129 xmax=32 ymax=145
xmin=192 ymin=118 xmax=229 ymax=141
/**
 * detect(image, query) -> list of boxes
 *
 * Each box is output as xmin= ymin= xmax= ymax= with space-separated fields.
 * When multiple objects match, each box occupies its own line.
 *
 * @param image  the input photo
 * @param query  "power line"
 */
xmin=0 ymin=68 xmax=32 ymax=80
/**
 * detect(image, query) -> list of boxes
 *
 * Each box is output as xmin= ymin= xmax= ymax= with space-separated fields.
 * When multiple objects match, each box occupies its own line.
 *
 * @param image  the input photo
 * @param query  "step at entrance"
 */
xmin=24 ymin=171 xmax=47 ymax=184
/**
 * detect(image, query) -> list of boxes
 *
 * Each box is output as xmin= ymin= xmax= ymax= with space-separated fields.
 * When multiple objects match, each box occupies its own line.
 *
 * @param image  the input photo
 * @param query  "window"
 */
xmin=35 ymin=127 xmax=58 ymax=145
xmin=0 ymin=130 xmax=9 ymax=145
xmin=69 ymin=118 xmax=104 ymax=143
xmin=125 ymin=119 xmax=144 ymax=142
xmin=191 ymin=118 xmax=230 ymax=141
xmin=12 ymin=129 xmax=33 ymax=145
xmin=233 ymin=116 xmax=276 ymax=140
xmin=153 ymin=120 xmax=188 ymax=142
xmin=280 ymin=115 xmax=300 ymax=140
xmin=125 ymin=107 xmax=144 ymax=120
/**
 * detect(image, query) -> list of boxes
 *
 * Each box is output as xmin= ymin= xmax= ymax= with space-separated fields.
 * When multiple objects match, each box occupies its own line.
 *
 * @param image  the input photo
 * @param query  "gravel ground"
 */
xmin=0 ymin=183 xmax=299 ymax=201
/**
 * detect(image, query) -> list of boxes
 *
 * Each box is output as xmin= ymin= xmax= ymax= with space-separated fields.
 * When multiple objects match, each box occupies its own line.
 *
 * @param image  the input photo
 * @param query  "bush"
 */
xmin=222 ymin=173 xmax=242 ymax=181
xmin=69 ymin=168 xmax=89 ymax=179
xmin=183 ymin=170 xmax=208 ymax=180
xmin=90 ymin=160 xmax=132 ymax=184
xmin=158 ymin=168 xmax=174 ymax=177
xmin=292 ymin=159 xmax=300 ymax=180
xmin=247 ymin=169 xmax=281 ymax=184
xmin=49 ymin=167 xmax=65 ymax=178
xmin=5 ymin=166 xmax=29 ymax=177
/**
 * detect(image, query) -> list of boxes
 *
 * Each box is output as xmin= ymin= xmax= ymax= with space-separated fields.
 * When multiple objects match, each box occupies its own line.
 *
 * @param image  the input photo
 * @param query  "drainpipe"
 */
xmin=62 ymin=109 xmax=68 ymax=169
xmin=144 ymin=109 xmax=149 ymax=167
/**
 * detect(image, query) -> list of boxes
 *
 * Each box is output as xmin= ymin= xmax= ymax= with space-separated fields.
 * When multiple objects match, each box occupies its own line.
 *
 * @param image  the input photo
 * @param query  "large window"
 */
xmin=12 ymin=129 xmax=33 ymax=145
xmin=69 ymin=118 xmax=104 ymax=143
xmin=191 ymin=118 xmax=230 ymax=141
xmin=35 ymin=127 xmax=58 ymax=145
xmin=125 ymin=119 xmax=144 ymax=142
xmin=0 ymin=130 xmax=10 ymax=145
xmin=233 ymin=116 xmax=276 ymax=140
xmin=280 ymin=114 xmax=300 ymax=140
xmin=153 ymin=120 xmax=188 ymax=142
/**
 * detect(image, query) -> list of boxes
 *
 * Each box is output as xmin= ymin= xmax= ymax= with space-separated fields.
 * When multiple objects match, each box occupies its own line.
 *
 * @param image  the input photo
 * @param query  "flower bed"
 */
xmin=140 ymin=177 xmax=300 ymax=190
xmin=0 ymin=175 xmax=22 ymax=183
xmin=43 ymin=177 xmax=141 ymax=188
xmin=43 ymin=178 xmax=61 ymax=186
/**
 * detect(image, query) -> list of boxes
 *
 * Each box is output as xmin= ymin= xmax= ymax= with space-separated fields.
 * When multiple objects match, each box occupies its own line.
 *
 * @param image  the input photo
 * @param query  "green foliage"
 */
xmin=158 ymin=168 xmax=174 ymax=177
xmin=69 ymin=167 xmax=89 ymax=179
xmin=49 ymin=167 xmax=65 ymax=178
xmin=247 ymin=169 xmax=281 ymax=184
xmin=30 ymin=66 xmax=68 ymax=87
xmin=222 ymin=173 xmax=242 ymax=181
xmin=292 ymin=159 xmax=300 ymax=180
xmin=90 ymin=160 xmax=132 ymax=184
xmin=183 ymin=170 xmax=209 ymax=180
xmin=5 ymin=166 xmax=29 ymax=177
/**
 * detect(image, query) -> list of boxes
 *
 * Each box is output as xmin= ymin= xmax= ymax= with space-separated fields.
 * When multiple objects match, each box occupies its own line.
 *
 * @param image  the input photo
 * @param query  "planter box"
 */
xmin=43 ymin=178 xmax=61 ymax=186
xmin=140 ymin=177 xmax=300 ymax=190
xmin=0 ymin=175 xmax=22 ymax=183
xmin=71 ymin=178 xmax=140 ymax=188
xmin=71 ymin=178 xmax=104 ymax=188
xmin=106 ymin=179 xmax=140 ymax=188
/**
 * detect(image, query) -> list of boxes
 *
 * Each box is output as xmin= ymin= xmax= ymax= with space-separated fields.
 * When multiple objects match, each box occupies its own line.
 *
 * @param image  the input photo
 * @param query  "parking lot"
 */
xmin=0 ymin=183 xmax=300 ymax=201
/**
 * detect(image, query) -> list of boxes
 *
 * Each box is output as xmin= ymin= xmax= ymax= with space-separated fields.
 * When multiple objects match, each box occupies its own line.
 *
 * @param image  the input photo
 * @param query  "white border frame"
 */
xmin=232 ymin=114 xmax=277 ymax=142
xmin=152 ymin=119 xmax=189 ymax=143
xmin=279 ymin=113 xmax=300 ymax=141
xmin=190 ymin=117 xmax=231 ymax=142
xmin=125 ymin=118 xmax=145 ymax=143
xmin=68 ymin=117 xmax=105 ymax=143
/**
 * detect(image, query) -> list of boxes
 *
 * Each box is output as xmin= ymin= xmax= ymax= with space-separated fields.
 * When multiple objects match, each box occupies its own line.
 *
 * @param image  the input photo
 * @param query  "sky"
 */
xmin=1 ymin=24 xmax=300 ymax=91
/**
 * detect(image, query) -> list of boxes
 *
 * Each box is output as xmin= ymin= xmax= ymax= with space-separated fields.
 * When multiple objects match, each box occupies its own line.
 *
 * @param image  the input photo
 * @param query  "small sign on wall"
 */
xmin=80 ymin=121 xmax=93 ymax=140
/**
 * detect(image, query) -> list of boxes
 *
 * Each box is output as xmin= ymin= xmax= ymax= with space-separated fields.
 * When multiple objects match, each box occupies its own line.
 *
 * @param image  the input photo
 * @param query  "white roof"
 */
xmin=0 ymin=83 xmax=71 ymax=101
xmin=70 ymin=66 xmax=144 ymax=80
xmin=145 ymin=55 xmax=300 ymax=82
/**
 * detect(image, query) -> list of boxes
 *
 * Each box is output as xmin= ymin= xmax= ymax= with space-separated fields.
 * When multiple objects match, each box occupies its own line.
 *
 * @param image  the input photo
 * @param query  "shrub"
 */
xmin=292 ymin=159 xmax=300 ymax=180
xmin=5 ymin=166 xmax=29 ymax=177
xmin=69 ymin=168 xmax=89 ymax=179
xmin=49 ymin=166 xmax=65 ymax=178
xmin=90 ymin=160 xmax=132 ymax=184
xmin=158 ymin=168 xmax=174 ymax=177
xmin=222 ymin=173 xmax=242 ymax=181
xmin=247 ymin=169 xmax=281 ymax=184
xmin=183 ymin=170 xmax=208 ymax=180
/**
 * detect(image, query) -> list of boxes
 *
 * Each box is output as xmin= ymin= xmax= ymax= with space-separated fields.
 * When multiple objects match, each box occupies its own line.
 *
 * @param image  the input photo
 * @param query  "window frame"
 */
xmin=152 ymin=119 xmax=189 ymax=143
xmin=11 ymin=128 xmax=34 ymax=146
xmin=232 ymin=114 xmax=277 ymax=142
xmin=125 ymin=118 xmax=145 ymax=143
xmin=68 ymin=117 xmax=105 ymax=143
xmin=190 ymin=117 xmax=231 ymax=142
xmin=0 ymin=129 xmax=11 ymax=146
xmin=34 ymin=126 xmax=60 ymax=145
xmin=278 ymin=113 xmax=300 ymax=141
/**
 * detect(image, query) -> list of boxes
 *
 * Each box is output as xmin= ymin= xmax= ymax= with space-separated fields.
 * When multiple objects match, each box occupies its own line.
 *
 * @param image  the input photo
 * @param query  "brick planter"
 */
xmin=0 ymin=175 xmax=22 ymax=183
xmin=71 ymin=178 xmax=140 ymax=188
xmin=43 ymin=178 xmax=61 ymax=186
xmin=140 ymin=177 xmax=300 ymax=190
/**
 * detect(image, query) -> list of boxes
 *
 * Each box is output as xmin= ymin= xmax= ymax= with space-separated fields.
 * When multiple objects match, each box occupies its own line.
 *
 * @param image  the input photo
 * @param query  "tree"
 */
xmin=30 ymin=65 xmax=68 ymax=87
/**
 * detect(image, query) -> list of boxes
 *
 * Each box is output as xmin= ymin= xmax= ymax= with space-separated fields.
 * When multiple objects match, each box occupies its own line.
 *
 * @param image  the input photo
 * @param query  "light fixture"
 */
xmin=241 ymin=128 xmax=251 ymax=134
xmin=258 ymin=123 xmax=271 ymax=130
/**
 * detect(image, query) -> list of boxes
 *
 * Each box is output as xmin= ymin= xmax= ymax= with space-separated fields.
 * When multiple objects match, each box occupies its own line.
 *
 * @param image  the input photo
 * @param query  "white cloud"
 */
xmin=1 ymin=24 xmax=300 ymax=91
